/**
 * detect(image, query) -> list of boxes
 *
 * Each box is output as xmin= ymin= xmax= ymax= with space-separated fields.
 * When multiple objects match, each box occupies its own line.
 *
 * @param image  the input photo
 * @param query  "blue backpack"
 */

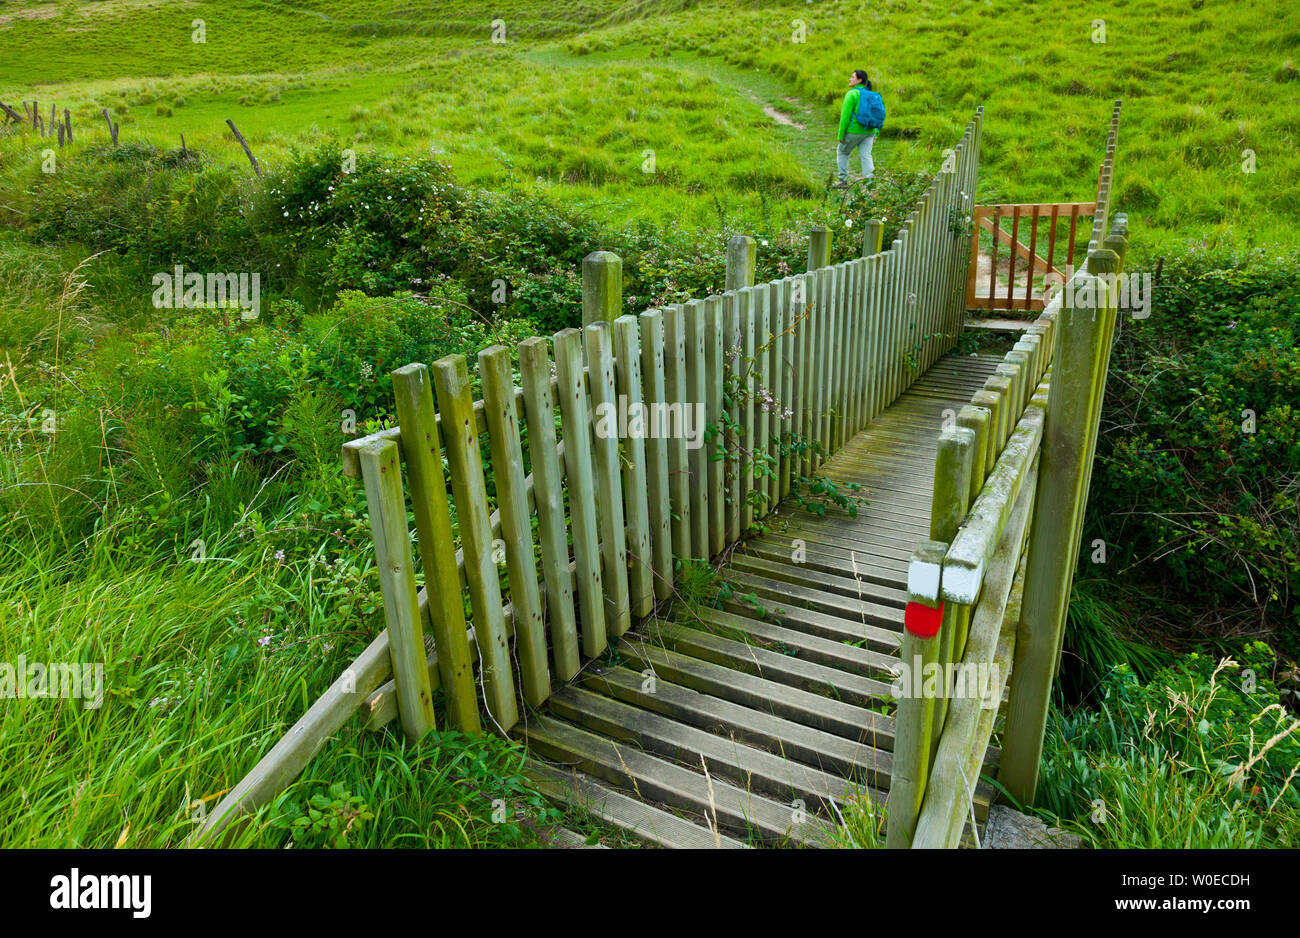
xmin=854 ymin=88 xmax=886 ymax=130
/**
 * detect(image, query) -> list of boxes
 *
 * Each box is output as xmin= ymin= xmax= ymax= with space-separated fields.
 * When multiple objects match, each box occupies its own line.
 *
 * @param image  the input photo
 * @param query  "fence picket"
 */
xmin=431 ymin=354 xmax=519 ymax=731
xmin=517 ymin=338 xmax=581 ymax=681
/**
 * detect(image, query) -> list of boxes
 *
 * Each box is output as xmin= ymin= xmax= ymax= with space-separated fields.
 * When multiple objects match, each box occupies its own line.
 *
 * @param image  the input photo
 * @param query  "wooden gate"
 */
xmin=964 ymin=200 xmax=1096 ymax=311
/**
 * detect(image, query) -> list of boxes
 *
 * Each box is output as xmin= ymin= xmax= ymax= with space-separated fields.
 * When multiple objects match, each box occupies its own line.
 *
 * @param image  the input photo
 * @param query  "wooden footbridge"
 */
xmin=199 ymin=103 xmax=1130 ymax=849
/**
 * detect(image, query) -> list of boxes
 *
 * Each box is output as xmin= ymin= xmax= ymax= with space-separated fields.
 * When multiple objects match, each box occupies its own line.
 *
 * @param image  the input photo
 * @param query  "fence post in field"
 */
xmin=863 ymin=218 xmax=884 ymax=257
xmin=64 ymin=108 xmax=72 ymax=143
xmin=725 ymin=235 xmax=756 ymax=291
xmin=582 ymin=251 xmax=622 ymax=326
xmin=998 ymin=250 xmax=1119 ymax=806
xmin=887 ymin=425 xmax=974 ymax=848
xmin=808 ymin=224 xmax=831 ymax=270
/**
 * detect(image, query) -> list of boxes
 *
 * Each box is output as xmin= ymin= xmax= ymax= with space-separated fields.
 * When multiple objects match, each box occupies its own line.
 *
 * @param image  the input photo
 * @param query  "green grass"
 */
xmin=7 ymin=0 xmax=1294 ymax=243
xmin=2 ymin=0 xmax=1297 ymax=850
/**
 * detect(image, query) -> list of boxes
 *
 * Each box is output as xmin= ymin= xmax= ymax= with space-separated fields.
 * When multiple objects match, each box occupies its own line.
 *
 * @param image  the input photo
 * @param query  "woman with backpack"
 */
xmin=833 ymin=69 xmax=885 ymax=188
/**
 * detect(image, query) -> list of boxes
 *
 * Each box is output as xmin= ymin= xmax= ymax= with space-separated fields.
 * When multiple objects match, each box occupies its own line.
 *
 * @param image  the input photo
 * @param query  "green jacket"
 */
xmin=839 ymin=86 xmax=880 ymax=140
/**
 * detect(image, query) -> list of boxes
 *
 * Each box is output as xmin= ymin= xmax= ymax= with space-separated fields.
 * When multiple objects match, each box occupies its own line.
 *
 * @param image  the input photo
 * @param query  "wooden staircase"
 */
xmin=518 ymin=353 xmax=1006 ymax=847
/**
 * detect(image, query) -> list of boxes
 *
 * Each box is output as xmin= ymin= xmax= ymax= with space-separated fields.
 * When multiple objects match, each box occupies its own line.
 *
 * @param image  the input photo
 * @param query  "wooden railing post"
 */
xmin=863 ymin=218 xmax=884 ymax=257
xmin=357 ymin=438 xmax=436 ymax=741
xmin=887 ymin=425 xmax=975 ymax=848
xmin=432 ymin=354 xmax=520 ymax=731
xmin=808 ymin=224 xmax=831 ymax=271
xmin=390 ymin=364 xmax=480 ymax=733
xmin=726 ymin=235 xmax=756 ymax=290
xmin=582 ymin=251 xmax=622 ymax=326
xmin=998 ymin=250 xmax=1119 ymax=805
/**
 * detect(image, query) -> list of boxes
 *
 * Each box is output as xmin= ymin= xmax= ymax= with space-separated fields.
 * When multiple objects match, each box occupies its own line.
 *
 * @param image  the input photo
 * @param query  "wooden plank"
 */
xmin=390 ymin=364 xmax=479 ymax=732
xmin=548 ymin=685 xmax=870 ymax=814
xmin=519 ymin=715 xmax=829 ymax=846
xmin=726 ymin=552 xmax=908 ymax=607
xmin=740 ymin=286 xmax=757 ymax=530
xmin=638 ymin=310 xmax=673 ymax=600
xmin=479 ymin=345 xmax=550 ymax=705
xmin=518 ymin=337 xmax=581 ymax=681
xmin=646 ymin=620 xmax=895 ymax=707
xmin=704 ymin=296 xmax=726 ymax=556
xmin=811 ymin=269 xmax=829 ymax=470
xmin=684 ymin=299 xmax=709 ymax=556
xmin=585 ymin=322 xmax=631 ymax=636
xmin=431 ymin=354 xmax=519 ymax=731
xmin=723 ymin=291 xmax=743 ymax=544
xmin=554 ymin=329 xmax=607 ymax=659
xmin=886 ymin=425 xmax=974 ymax=848
xmin=613 ymin=316 xmax=655 ymax=618
xmin=581 ymin=665 xmax=894 ymax=788
xmin=525 ymin=762 xmax=748 ymax=849
xmin=357 ymin=439 xmax=436 ymax=740
xmin=776 ymin=279 xmax=794 ymax=499
xmin=620 ymin=639 xmax=896 ymax=747
xmin=693 ymin=605 xmax=899 ymax=679
xmin=663 ymin=303 xmax=692 ymax=561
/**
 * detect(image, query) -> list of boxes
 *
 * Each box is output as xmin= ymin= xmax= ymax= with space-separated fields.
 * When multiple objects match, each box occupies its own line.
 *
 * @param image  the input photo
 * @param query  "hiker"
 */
xmin=834 ymin=70 xmax=884 ymax=188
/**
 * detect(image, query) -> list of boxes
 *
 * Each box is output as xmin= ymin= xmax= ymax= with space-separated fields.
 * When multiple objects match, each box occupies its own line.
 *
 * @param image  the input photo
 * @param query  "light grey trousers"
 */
xmin=837 ymin=133 xmax=876 ymax=181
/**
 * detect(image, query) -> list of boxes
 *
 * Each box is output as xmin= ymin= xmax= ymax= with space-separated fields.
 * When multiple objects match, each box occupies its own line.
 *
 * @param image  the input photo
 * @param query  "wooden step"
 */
xmin=519 ymin=715 xmax=831 ymax=846
xmin=580 ymin=664 xmax=895 ymax=789
xmin=735 ymin=539 xmax=908 ymax=589
xmin=722 ymin=568 xmax=906 ymax=633
xmin=619 ymin=638 xmax=897 ymax=748
xmin=525 ymin=761 xmax=747 ymax=849
xmin=546 ymin=685 xmax=878 ymax=815
xmin=727 ymin=553 xmax=909 ymax=607
xmin=692 ymin=605 xmax=899 ymax=679
xmin=644 ymin=620 xmax=896 ymax=707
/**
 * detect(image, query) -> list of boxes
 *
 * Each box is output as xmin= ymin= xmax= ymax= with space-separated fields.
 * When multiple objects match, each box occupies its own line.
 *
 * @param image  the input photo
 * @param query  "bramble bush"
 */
xmin=1086 ymin=248 xmax=1300 ymax=642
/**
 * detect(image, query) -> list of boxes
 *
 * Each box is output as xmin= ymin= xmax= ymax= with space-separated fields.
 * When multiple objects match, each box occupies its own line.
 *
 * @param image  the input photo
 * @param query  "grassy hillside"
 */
xmin=1 ymin=0 xmax=1297 ymax=850
xmin=4 ymin=0 xmax=1297 ymax=245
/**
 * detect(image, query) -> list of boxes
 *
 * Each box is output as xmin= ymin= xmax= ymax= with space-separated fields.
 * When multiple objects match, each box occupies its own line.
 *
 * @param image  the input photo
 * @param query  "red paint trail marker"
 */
xmin=904 ymin=600 xmax=943 ymax=638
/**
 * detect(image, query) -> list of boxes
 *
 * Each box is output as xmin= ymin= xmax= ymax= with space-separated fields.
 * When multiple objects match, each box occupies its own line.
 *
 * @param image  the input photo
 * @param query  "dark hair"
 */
xmin=853 ymin=69 xmax=871 ymax=89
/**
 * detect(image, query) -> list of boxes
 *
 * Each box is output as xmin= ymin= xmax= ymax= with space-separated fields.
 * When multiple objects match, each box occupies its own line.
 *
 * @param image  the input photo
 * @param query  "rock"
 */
xmin=982 ymin=804 xmax=1086 ymax=849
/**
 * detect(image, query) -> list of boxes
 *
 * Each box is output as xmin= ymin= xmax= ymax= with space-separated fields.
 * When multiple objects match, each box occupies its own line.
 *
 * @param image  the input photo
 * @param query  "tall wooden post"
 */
xmin=887 ymin=425 xmax=974 ymax=848
xmin=582 ymin=251 xmax=622 ymax=326
xmin=808 ymin=225 xmax=831 ymax=270
xmin=999 ymin=250 xmax=1119 ymax=805
xmin=863 ymin=218 xmax=884 ymax=257
xmin=725 ymin=235 xmax=756 ymax=291
xmin=357 ymin=439 xmax=436 ymax=741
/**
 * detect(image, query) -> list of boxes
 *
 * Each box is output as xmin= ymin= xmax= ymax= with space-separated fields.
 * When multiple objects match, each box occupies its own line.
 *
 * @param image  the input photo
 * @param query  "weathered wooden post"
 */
xmin=390 ymin=363 xmax=480 ymax=734
xmin=863 ymin=218 xmax=884 ymax=257
xmin=808 ymin=224 xmax=831 ymax=270
xmin=999 ymin=248 xmax=1119 ymax=805
xmin=226 ymin=119 xmax=261 ymax=175
xmin=725 ymin=235 xmax=755 ymax=291
xmin=888 ymin=425 xmax=974 ymax=848
xmin=582 ymin=251 xmax=622 ymax=326
xmin=356 ymin=438 xmax=436 ymax=742
xmin=63 ymin=108 xmax=71 ymax=144
xmin=101 ymin=108 xmax=117 ymax=145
